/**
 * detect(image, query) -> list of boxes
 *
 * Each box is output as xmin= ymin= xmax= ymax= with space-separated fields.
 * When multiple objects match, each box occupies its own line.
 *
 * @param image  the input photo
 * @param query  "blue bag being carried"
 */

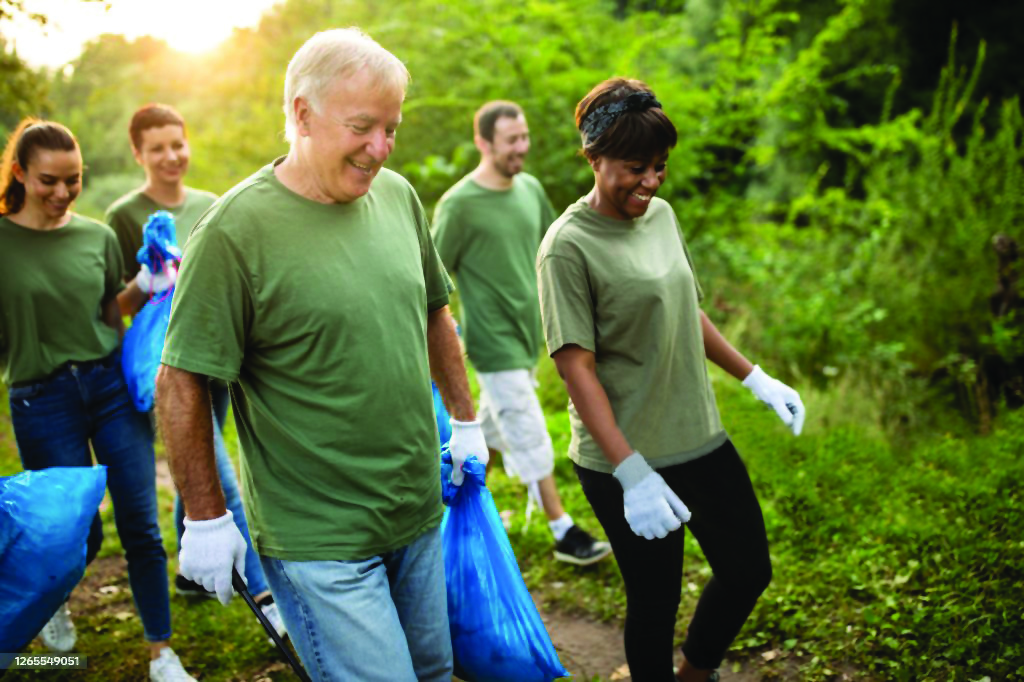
xmin=0 ymin=466 xmax=107 ymax=652
xmin=435 ymin=378 xmax=569 ymax=682
xmin=122 ymin=211 xmax=180 ymax=412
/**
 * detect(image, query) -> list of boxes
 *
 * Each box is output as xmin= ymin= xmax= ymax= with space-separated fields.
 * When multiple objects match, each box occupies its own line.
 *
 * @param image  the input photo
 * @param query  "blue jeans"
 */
xmin=173 ymin=418 xmax=269 ymax=596
xmin=260 ymin=525 xmax=452 ymax=682
xmin=9 ymin=353 xmax=172 ymax=642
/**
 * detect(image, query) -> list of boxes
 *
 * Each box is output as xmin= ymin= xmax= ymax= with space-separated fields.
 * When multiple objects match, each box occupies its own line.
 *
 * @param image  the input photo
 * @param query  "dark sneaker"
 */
xmin=174 ymin=574 xmax=218 ymax=600
xmin=553 ymin=525 xmax=613 ymax=566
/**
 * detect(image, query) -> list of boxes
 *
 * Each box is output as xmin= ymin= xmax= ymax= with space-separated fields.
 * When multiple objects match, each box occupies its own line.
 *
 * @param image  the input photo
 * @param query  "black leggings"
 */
xmin=574 ymin=440 xmax=771 ymax=680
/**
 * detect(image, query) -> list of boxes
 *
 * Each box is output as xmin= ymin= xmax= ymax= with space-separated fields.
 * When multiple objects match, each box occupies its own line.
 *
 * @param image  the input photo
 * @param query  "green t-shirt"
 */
xmin=432 ymin=173 xmax=556 ymax=372
xmin=537 ymin=197 xmax=725 ymax=474
xmin=162 ymin=161 xmax=453 ymax=561
xmin=105 ymin=187 xmax=217 ymax=280
xmin=0 ymin=214 xmax=124 ymax=386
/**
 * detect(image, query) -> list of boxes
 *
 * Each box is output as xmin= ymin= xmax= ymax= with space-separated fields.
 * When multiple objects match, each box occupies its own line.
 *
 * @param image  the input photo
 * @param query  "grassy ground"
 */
xmin=1 ymin=359 xmax=1022 ymax=680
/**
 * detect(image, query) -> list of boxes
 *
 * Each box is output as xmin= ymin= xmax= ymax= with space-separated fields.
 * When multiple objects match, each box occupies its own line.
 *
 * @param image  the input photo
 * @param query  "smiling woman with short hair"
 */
xmin=538 ymin=78 xmax=807 ymax=682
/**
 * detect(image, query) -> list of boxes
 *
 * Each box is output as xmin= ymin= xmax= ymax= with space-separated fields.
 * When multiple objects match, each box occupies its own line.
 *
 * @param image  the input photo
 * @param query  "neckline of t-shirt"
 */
xmin=261 ymin=157 xmax=365 ymax=213
xmin=573 ymin=197 xmax=650 ymax=231
xmin=139 ymin=188 xmax=191 ymax=212
xmin=0 ymin=213 xmax=81 ymax=234
xmin=467 ymin=175 xmax=519 ymax=195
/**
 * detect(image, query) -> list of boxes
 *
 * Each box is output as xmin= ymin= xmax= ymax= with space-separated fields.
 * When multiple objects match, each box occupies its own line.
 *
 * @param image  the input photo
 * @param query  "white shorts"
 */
xmin=478 ymin=368 xmax=555 ymax=485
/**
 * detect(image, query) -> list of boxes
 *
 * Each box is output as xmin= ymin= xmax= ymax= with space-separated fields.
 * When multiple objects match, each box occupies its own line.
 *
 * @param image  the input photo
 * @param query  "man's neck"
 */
xmin=274 ymin=153 xmax=336 ymax=204
xmin=142 ymin=180 xmax=187 ymax=208
xmin=471 ymin=162 xmax=514 ymax=191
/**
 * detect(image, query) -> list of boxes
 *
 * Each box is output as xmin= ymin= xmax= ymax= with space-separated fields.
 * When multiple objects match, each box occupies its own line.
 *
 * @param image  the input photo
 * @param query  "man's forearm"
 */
xmin=426 ymin=306 xmax=476 ymax=422
xmin=155 ymin=365 xmax=226 ymax=520
xmin=116 ymin=280 xmax=147 ymax=318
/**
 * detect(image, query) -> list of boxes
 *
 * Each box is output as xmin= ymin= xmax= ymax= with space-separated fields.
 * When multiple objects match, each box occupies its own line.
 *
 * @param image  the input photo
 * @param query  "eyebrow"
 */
xmin=345 ymin=113 xmax=403 ymax=127
xmin=38 ymin=173 xmax=80 ymax=180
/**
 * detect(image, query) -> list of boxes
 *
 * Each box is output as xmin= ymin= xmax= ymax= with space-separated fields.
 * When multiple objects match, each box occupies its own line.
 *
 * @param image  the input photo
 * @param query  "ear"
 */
xmin=586 ymin=153 xmax=600 ymax=172
xmin=293 ymin=96 xmax=314 ymax=138
xmin=473 ymin=133 xmax=491 ymax=157
xmin=131 ymin=145 xmax=143 ymax=166
xmin=11 ymin=161 xmax=25 ymax=184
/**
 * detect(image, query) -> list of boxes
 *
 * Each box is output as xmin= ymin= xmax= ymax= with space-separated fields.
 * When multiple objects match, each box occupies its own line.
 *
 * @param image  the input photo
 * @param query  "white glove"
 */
xmin=449 ymin=418 xmax=489 ymax=486
xmin=135 ymin=262 xmax=177 ymax=294
xmin=742 ymin=365 xmax=806 ymax=436
xmin=613 ymin=452 xmax=691 ymax=540
xmin=179 ymin=511 xmax=247 ymax=605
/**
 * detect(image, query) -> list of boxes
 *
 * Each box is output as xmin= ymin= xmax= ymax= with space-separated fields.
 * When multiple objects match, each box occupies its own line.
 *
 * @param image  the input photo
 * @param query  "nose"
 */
xmin=641 ymin=167 xmax=661 ymax=190
xmin=366 ymin=128 xmax=392 ymax=162
xmin=167 ymin=147 xmax=179 ymax=162
xmin=53 ymin=182 xmax=70 ymax=200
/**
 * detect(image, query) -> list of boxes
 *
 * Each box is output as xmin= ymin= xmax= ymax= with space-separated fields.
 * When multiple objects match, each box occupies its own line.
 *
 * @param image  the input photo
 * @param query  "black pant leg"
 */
xmin=574 ymin=464 xmax=683 ymax=682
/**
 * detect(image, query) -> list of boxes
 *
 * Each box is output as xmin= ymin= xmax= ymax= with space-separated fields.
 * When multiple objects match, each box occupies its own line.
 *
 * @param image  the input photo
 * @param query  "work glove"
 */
xmin=449 ymin=418 xmax=489 ymax=486
xmin=613 ymin=452 xmax=691 ymax=540
xmin=135 ymin=261 xmax=177 ymax=295
xmin=742 ymin=365 xmax=806 ymax=436
xmin=179 ymin=511 xmax=247 ymax=605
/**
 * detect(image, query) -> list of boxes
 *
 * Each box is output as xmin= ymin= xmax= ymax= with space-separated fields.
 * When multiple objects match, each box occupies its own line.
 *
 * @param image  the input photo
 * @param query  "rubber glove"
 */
xmin=135 ymin=261 xmax=177 ymax=295
xmin=180 ymin=511 xmax=247 ymax=605
xmin=449 ymin=418 xmax=489 ymax=486
xmin=613 ymin=452 xmax=691 ymax=540
xmin=742 ymin=365 xmax=806 ymax=436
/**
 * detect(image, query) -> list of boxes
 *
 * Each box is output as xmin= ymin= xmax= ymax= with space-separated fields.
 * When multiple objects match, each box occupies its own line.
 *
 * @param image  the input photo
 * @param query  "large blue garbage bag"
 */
xmin=122 ymin=288 xmax=174 ymax=412
xmin=0 ymin=466 xmax=107 ymax=652
xmin=440 ymin=450 xmax=569 ymax=682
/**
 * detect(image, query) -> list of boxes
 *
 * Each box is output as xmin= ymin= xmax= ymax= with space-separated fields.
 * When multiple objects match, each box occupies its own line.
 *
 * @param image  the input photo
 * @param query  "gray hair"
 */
xmin=283 ymin=28 xmax=410 ymax=143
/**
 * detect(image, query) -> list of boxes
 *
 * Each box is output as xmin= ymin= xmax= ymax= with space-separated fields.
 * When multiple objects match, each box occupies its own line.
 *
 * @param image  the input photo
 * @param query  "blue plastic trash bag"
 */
xmin=0 ymin=466 xmax=107 ymax=652
xmin=440 ymin=450 xmax=569 ymax=682
xmin=122 ymin=288 xmax=174 ymax=412
xmin=432 ymin=381 xmax=452 ymax=448
xmin=135 ymin=210 xmax=181 ymax=274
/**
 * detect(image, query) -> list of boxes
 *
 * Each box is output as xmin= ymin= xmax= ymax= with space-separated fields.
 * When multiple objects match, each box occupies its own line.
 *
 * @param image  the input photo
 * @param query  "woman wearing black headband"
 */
xmin=537 ymin=78 xmax=806 ymax=682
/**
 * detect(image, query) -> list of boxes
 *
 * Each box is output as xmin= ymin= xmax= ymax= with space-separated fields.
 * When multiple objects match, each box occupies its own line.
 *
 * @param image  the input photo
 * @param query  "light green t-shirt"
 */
xmin=432 ymin=173 xmax=556 ymax=372
xmin=537 ymin=197 xmax=725 ymax=474
xmin=105 ymin=187 xmax=217 ymax=280
xmin=0 ymin=214 xmax=124 ymax=386
xmin=162 ymin=161 xmax=453 ymax=561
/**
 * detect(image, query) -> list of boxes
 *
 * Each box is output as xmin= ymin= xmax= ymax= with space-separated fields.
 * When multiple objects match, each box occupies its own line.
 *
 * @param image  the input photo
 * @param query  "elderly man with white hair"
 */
xmin=155 ymin=28 xmax=485 ymax=681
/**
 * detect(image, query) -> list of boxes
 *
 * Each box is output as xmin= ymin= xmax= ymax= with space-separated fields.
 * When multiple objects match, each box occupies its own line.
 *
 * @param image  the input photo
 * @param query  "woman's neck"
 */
xmin=5 ymin=204 xmax=72 ymax=231
xmin=142 ymin=179 xmax=187 ymax=208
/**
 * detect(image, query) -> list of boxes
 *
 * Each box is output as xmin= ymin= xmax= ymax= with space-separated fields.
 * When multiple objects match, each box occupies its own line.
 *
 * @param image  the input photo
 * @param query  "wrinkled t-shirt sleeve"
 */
xmin=102 ymin=227 xmax=126 ymax=303
xmin=538 ymin=252 xmax=596 ymax=355
xmin=162 ymin=217 xmax=251 ymax=382
xmin=413 ymin=189 xmax=453 ymax=311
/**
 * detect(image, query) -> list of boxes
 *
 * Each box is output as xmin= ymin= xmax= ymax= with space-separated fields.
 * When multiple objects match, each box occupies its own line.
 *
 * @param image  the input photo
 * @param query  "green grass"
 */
xmin=2 ymin=368 xmax=1022 ymax=680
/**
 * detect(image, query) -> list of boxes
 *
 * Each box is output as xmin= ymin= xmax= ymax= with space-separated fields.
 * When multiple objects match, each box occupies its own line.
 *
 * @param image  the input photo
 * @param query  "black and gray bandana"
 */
xmin=580 ymin=91 xmax=662 ymax=147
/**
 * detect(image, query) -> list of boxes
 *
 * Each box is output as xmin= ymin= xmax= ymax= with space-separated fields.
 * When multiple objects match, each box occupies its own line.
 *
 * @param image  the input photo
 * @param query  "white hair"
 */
xmin=282 ymin=28 xmax=410 ymax=143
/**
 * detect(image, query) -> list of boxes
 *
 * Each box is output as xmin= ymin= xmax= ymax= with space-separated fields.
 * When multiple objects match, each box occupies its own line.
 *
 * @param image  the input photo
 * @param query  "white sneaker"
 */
xmin=261 ymin=601 xmax=288 ymax=643
xmin=149 ymin=647 xmax=196 ymax=682
xmin=40 ymin=602 xmax=76 ymax=653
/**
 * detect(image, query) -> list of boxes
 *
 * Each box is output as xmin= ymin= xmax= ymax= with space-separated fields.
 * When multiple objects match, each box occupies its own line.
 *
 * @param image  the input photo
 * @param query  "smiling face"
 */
xmin=13 ymin=147 xmax=83 ymax=220
xmin=134 ymin=124 xmax=190 ymax=187
xmin=482 ymin=114 xmax=530 ymax=178
xmin=295 ymin=71 xmax=403 ymax=204
xmin=589 ymin=151 xmax=669 ymax=220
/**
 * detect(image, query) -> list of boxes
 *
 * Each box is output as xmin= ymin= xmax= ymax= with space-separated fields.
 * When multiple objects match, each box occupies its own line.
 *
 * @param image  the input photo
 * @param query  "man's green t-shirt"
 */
xmin=0 ymin=215 xmax=124 ymax=386
xmin=537 ymin=198 xmax=726 ymax=474
xmin=105 ymin=187 xmax=217 ymax=280
xmin=432 ymin=173 xmax=556 ymax=372
xmin=162 ymin=161 xmax=452 ymax=561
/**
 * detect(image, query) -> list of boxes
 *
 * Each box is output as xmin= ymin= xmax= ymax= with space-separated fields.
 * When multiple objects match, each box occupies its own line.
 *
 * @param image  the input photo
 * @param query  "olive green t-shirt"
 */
xmin=162 ymin=161 xmax=452 ymax=561
xmin=105 ymin=187 xmax=217 ymax=280
xmin=432 ymin=173 xmax=556 ymax=372
xmin=537 ymin=197 xmax=726 ymax=474
xmin=0 ymin=214 xmax=124 ymax=386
